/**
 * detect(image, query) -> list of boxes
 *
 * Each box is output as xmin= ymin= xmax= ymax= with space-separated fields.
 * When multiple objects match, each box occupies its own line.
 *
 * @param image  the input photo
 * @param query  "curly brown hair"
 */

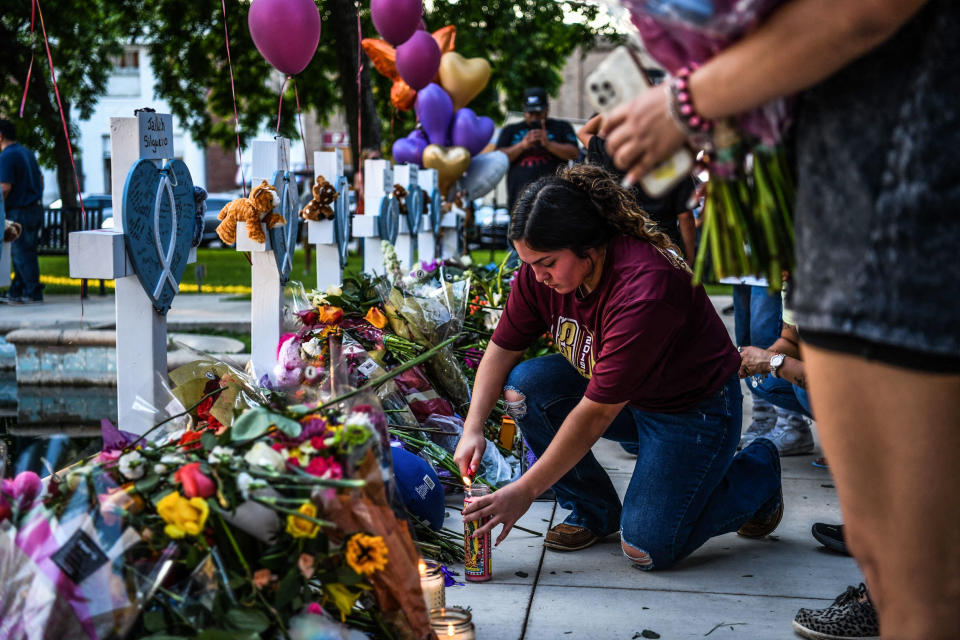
xmin=509 ymin=164 xmax=689 ymax=272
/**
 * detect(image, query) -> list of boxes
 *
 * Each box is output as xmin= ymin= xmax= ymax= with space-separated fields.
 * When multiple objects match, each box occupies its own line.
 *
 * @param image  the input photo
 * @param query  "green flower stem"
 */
xmin=215 ymin=510 xmax=252 ymax=579
xmin=247 ymin=468 xmax=366 ymax=488
xmin=252 ymin=496 xmax=337 ymax=528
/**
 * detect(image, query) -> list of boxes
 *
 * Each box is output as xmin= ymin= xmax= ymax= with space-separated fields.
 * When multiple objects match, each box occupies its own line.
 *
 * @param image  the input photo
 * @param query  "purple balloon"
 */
xmin=371 ymin=0 xmax=422 ymax=46
xmin=450 ymin=108 xmax=496 ymax=157
xmin=396 ymin=31 xmax=441 ymax=91
xmin=409 ymin=129 xmax=429 ymax=145
xmin=248 ymin=0 xmax=321 ymax=75
xmin=393 ymin=131 xmax=428 ymax=166
xmin=415 ymin=83 xmax=453 ymax=147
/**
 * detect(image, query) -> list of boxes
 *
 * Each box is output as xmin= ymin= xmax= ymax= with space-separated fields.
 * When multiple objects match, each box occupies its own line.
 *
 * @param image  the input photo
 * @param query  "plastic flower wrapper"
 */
xmin=0 ymin=467 xmax=147 ymax=639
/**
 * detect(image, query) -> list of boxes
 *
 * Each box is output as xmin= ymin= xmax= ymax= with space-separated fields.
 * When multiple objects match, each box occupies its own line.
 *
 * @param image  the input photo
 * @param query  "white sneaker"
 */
xmin=739 ymin=398 xmax=777 ymax=449
xmin=765 ymin=416 xmax=815 ymax=456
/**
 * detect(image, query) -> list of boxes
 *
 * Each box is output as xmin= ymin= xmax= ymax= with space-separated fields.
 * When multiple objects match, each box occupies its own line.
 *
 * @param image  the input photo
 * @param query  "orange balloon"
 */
xmin=391 ymin=81 xmax=416 ymax=111
xmin=363 ymin=26 xmax=457 ymax=111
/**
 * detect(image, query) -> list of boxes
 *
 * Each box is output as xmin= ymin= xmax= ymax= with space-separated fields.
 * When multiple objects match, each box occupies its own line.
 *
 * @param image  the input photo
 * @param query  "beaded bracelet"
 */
xmin=667 ymin=65 xmax=713 ymax=137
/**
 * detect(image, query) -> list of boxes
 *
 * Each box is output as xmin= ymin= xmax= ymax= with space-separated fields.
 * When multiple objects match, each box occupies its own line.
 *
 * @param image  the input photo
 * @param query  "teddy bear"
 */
xmin=216 ymin=180 xmax=285 ymax=245
xmin=273 ymin=333 xmax=305 ymax=389
xmin=299 ymin=175 xmax=338 ymax=221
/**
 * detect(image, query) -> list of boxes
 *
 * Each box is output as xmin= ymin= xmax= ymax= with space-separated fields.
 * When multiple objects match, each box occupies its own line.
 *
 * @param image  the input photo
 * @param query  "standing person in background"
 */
xmin=577 ymin=112 xmax=696 ymax=263
xmin=0 ymin=119 xmax=44 ymax=305
xmin=496 ymin=87 xmax=579 ymax=213
xmin=601 ymin=1 xmax=960 ymax=637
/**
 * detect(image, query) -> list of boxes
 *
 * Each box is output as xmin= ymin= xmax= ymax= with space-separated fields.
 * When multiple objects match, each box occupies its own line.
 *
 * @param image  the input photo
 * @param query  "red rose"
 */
xmin=178 ymin=430 xmax=204 ymax=450
xmin=173 ymin=462 xmax=216 ymax=499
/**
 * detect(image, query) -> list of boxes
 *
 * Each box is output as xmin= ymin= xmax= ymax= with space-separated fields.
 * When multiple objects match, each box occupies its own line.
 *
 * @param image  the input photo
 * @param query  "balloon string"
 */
xmin=34 ymin=0 xmax=85 ymax=225
xmin=294 ymin=81 xmax=309 ymax=170
xmin=18 ymin=0 xmax=37 ymax=118
xmin=355 ymin=2 xmax=364 ymax=206
xmin=220 ymin=0 xmax=247 ymax=197
xmin=275 ymin=75 xmax=290 ymax=134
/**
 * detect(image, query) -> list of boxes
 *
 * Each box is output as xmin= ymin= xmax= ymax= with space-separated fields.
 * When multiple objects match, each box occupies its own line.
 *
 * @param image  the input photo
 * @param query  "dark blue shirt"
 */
xmin=0 ymin=142 xmax=43 ymax=208
xmin=497 ymin=118 xmax=577 ymax=210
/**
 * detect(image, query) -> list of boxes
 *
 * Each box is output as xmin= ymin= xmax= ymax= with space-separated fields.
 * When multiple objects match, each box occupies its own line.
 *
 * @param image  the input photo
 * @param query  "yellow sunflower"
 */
xmin=345 ymin=533 xmax=389 ymax=576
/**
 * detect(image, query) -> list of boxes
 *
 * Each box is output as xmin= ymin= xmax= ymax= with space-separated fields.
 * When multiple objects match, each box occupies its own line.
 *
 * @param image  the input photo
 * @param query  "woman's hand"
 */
xmin=462 ymin=479 xmax=536 ymax=546
xmin=739 ymin=346 xmax=774 ymax=377
xmin=601 ymin=83 xmax=687 ymax=186
xmin=453 ymin=427 xmax=487 ymax=478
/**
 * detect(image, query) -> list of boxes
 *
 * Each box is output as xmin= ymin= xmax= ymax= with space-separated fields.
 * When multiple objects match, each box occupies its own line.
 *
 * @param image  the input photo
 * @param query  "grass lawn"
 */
xmin=32 ymin=247 xmax=733 ymax=296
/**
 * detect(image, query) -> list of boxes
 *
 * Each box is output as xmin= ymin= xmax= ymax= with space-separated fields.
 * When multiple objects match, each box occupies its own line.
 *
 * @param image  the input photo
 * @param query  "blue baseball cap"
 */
xmin=391 ymin=444 xmax=445 ymax=530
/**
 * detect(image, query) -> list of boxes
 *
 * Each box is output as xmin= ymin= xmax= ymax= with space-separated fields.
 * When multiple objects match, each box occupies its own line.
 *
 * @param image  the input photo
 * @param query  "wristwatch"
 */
xmin=769 ymin=353 xmax=786 ymax=378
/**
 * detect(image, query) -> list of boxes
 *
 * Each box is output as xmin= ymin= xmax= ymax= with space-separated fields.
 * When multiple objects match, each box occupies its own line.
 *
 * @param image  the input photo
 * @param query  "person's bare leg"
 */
xmin=803 ymin=344 xmax=960 ymax=639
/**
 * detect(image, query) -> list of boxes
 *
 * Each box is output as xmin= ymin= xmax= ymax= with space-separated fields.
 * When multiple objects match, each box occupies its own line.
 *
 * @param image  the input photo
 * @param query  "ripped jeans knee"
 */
xmin=502 ymin=386 xmax=527 ymax=420
xmin=621 ymin=538 xmax=654 ymax=570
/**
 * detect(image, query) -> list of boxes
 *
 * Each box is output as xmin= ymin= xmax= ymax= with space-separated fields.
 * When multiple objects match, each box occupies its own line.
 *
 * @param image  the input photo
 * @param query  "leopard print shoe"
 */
xmin=792 ymin=583 xmax=879 ymax=640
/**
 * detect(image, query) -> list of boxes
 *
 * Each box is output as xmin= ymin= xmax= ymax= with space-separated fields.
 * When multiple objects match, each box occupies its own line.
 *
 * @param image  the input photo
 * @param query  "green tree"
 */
xmin=142 ymin=0 xmax=382 ymax=175
xmin=0 ymin=0 xmax=138 ymax=206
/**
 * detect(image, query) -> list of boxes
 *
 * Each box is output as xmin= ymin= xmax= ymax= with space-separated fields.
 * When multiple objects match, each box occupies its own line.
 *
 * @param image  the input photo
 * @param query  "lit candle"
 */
xmin=419 ymin=559 xmax=445 ymax=612
xmin=430 ymin=607 xmax=475 ymax=640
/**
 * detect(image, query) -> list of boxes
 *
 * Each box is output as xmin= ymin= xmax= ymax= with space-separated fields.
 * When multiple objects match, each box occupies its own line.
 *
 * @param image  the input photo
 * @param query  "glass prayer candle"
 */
xmin=419 ymin=560 xmax=445 ymax=612
xmin=463 ymin=480 xmax=492 ymax=581
xmin=430 ymin=607 xmax=475 ymax=640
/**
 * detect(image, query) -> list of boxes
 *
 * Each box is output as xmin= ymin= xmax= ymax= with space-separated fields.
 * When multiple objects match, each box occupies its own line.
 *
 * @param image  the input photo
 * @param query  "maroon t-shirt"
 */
xmin=492 ymin=235 xmax=740 ymax=413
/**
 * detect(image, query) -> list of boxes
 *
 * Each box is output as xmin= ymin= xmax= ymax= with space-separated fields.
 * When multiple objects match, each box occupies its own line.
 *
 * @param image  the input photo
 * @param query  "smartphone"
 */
xmin=586 ymin=46 xmax=694 ymax=198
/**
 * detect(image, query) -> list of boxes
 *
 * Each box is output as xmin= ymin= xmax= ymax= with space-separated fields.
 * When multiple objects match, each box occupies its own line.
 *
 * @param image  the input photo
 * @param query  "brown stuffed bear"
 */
xmin=299 ymin=175 xmax=338 ymax=221
xmin=216 ymin=180 xmax=286 ymax=245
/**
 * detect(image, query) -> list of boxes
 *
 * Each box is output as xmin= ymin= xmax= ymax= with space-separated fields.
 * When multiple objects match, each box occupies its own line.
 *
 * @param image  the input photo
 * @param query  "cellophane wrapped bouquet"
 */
xmin=1 ymin=352 xmax=434 ymax=639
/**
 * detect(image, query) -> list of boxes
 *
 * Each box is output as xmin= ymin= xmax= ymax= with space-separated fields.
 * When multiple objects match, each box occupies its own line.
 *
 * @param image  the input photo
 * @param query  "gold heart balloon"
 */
xmin=422 ymin=144 xmax=472 ymax=196
xmin=439 ymin=52 xmax=491 ymax=110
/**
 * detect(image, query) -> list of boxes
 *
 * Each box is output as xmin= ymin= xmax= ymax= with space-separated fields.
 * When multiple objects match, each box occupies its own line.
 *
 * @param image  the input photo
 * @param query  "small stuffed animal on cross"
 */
xmin=216 ymin=180 xmax=285 ymax=245
xmin=299 ymin=175 xmax=339 ymax=221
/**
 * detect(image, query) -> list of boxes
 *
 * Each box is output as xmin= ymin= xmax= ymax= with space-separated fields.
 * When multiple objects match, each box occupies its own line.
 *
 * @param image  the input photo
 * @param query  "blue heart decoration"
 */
xmin=122 ymin=159 xmax=195 ymax=314
xmin=270 ymin=170 xmax=299 ymax=284
xmin=333 ymin=175 xmax=350 ymax=268
xmin=429 ymin=188 xmax=443 ymax=236
xmin=405 ymin=185 xmax=423 ymax=235
xmin=378 ymin=194 xmax=400 ymax=245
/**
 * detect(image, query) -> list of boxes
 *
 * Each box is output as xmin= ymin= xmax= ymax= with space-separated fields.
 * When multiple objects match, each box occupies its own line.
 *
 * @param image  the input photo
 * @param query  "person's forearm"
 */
xmin=677 ymin=211 xmax=696 ymax=261
xmin=520 ymin=398 xmax=624 ymax=498
xmin=463 ymin=342 xmax=525 ymax=435
xmin=499 ymin=143 xmax=528 ymax=164
xmin=776 ymin=357 xmax=807 ymax=389
xmin=544 ymin=141 xmax=579 ymax=161
xmin=768 ymin=338 xmax=800 ymax=359
xmin=690 ymin=0 xmax=928 ymax=119
xmin=1 ymin=183 xmax=10 ymax=200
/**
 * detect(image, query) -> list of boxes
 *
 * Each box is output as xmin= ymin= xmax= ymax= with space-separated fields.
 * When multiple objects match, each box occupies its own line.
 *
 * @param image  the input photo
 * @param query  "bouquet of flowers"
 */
xmin=1 ymin=356 xmax=436 ymax=639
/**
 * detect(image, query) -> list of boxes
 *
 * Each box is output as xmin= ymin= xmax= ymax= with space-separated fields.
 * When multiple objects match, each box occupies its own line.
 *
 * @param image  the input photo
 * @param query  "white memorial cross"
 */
xmin=237 ymin=138 xmax=293 ymax=383
xmin=307 ymin=150 xmax=347 ymax=291
xmin=392 ymin=163 xmax=424 ymax=270
xmin=357 ymin=159 xmax=398 ymax=275
xmin=68 ymin=114 xmax=194 ymax=434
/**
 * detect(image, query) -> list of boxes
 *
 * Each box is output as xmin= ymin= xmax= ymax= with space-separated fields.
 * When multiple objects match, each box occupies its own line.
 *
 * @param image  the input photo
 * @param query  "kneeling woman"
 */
xmin=454 ymin=165 xmax=782 ymax=570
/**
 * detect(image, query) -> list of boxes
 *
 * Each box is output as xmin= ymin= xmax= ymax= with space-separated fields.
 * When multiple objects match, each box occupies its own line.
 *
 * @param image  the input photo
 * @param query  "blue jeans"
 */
xmin=6 ymin=205 xmax=43 ymax=300
xmin=733 ymin=284 xmax=781 ymax=349
xmin=505 ymin=354 xmax=782 ymax=570
xmin=748 ymin=374 xmax=813 ymax=419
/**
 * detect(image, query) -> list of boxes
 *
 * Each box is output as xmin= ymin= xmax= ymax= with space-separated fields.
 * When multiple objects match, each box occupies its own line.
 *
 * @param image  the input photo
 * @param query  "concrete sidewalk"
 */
xmin=439 ymin=296 xmax=862 ymax=639
xmin=0 ymin=293 xmax=252 ymax=333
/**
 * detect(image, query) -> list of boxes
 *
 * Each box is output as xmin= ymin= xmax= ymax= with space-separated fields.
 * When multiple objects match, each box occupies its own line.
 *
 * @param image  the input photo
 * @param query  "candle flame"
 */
xmin=418 ymin=560 xmax=427 ymax=576
xmin=462 ymin=475 xmax=471 ymax=487
xmin=447 ymin=623 xmax=455 ymax=637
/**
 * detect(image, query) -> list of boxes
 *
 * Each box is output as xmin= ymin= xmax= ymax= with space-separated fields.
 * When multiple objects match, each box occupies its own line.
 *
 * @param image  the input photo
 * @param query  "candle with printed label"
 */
xmin=419 ymin=560 xmax=445 ymax=611
xmin=463 ymin=477 xmax=492 ymax=582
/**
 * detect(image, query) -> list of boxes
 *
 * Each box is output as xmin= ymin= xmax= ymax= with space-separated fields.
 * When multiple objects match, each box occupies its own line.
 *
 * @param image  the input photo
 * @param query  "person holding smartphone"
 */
xmin=496 ymin=88 xmax=579 ymax=213
xmin=454 ymin=164 xmax=782 ymax=570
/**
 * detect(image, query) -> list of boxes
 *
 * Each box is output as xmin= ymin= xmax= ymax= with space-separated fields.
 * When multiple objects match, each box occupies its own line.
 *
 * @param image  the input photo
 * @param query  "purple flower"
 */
xmin=439 ymin=564 xmax=464 ymax=587
xmin=420 ymin=259 xmax=440 ymax=273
